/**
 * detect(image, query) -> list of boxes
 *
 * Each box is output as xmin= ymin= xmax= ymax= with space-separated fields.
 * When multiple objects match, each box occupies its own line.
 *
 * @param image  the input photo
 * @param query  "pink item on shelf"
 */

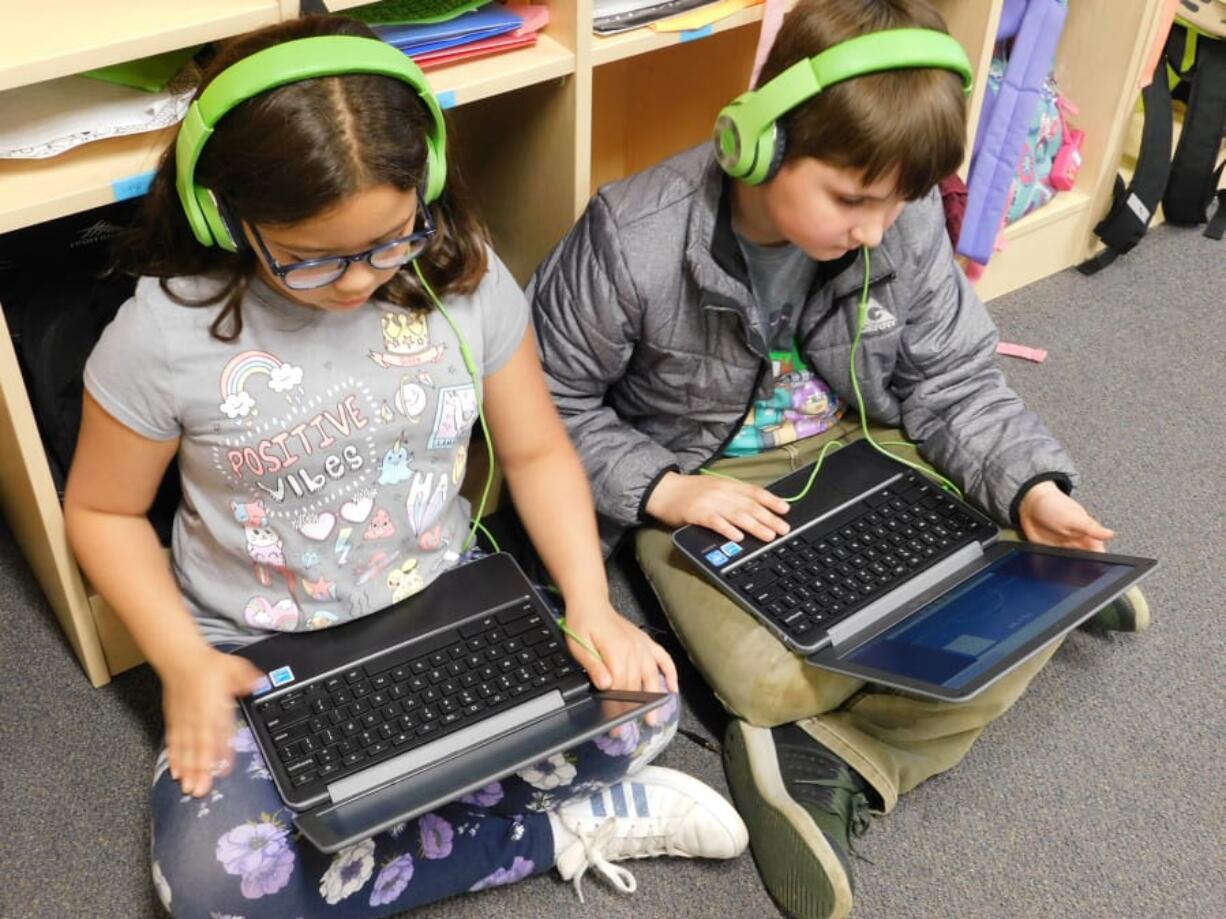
xmin=1049 ymin=95 xmax=1084 ymax=191
xmin=749 ymin=0 xmax=787 ymax=87
xmin=416 ymin=32 xmax=536 ymax=68
xmin=996 ymin=341 xmax=1048 ymax=363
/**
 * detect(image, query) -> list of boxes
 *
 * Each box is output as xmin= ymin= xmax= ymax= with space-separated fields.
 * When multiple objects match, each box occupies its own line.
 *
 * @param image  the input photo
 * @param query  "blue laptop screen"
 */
xmin=841 ymin=549 xmax=1134 ymax=690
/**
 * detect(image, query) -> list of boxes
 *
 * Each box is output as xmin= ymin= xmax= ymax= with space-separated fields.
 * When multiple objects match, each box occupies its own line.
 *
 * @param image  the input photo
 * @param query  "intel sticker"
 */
xmin=251 ymin=676 xmax=272 ymax=697
xmin=269 ymin=666 xmax=296 ymax=687
xmin=721 ymin=541 xmax=743 ymax=557
xmin=704 ymin=549 xmax=729 ymax=566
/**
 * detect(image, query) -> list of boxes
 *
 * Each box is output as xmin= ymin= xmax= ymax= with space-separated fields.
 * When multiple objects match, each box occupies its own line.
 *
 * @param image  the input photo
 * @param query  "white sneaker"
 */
xmin=549 ymin=765 xmax=749 ymax=901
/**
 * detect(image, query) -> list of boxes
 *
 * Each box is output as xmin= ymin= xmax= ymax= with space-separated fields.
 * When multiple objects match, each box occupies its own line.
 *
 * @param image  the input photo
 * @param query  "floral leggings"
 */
xmin=150 ymin=666 xmax=679 ymax=917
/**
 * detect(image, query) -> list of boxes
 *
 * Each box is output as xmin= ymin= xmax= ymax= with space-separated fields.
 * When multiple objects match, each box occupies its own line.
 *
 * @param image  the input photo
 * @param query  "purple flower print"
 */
xmin=469 ymin=856 xmax=536 ymax=892
xmin=460 ymin=782 xmax=504 ymax=807
xmin=595 ymin=720 xmax=641 ymax=757
xmin=370 ymin=853 xmax=415 ymax=906
xmin=419 ymin=813 xmax=454 ymax=859
xmin=320 ymin=838 xmax=375 ymax=905
xmin=231 ymin=724 xmax=258 ymax=754
xmin=215 ymin=819 xmax=294 ymax=899
xmin=656 ymin=691 xmax=679 ymax=725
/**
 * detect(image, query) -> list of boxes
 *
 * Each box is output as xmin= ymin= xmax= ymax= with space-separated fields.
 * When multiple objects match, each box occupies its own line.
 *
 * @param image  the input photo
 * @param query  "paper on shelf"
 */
xmin=0 ymin=66 xmax=197 ymax=160
xmin=649 ymin=0 xmax=759 ymax=33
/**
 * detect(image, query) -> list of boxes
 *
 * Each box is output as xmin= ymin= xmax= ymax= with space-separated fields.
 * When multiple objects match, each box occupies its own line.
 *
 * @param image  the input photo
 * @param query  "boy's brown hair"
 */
xmin=756 ymin=0 xmax=967 ymax=199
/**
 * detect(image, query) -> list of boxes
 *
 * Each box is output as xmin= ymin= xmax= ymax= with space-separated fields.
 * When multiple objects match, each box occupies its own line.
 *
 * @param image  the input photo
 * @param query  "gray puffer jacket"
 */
xmin=528 ymin=145 xmax=1076 ymax=554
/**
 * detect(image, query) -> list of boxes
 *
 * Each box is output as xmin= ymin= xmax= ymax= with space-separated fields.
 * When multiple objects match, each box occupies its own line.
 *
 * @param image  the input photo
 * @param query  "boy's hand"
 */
xmin=646 ymin=471 xmax=790 ymax=543
xmin=1018 ymin=481 xmax=1115 ymax=552
xmin=162 ymin=646 xmax=265 ymax=798
xmin=562 ymin=601 xmax=678 ymax=725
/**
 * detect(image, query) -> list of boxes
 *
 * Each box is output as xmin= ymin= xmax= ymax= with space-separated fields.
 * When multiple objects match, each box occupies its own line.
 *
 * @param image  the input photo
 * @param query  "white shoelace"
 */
xmin=561 ymin=815 xmax=639 ymax=903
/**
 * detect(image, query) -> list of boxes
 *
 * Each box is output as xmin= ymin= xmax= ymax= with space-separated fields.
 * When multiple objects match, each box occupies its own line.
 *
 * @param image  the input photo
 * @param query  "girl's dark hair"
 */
xmin=113 ymin=15 xmax=489 ymax=340
xmin=756 ymin=0 xmax=967 ymax=199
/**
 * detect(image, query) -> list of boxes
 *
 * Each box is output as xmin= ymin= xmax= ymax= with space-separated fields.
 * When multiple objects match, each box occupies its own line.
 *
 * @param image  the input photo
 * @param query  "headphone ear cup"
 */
xmin=422 ymin=140 xmax=446 ymax=205
xmin=762 ymin=122 xmax=787 ymax=184
xmin=195 ymin=187 xmax=243 ymax=252
xmin=742 ymin=122 xmax=782 ymax=186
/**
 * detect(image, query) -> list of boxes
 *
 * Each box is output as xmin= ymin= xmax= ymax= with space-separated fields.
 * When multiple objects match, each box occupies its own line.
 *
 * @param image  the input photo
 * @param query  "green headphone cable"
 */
xmin=412 ymin=261 xmax=499 ymax=553
xmin=849 ymin=246 xmax=962 ymax=498
xmin=414 ymin=269 xmax=598 ymax=664
xmin=701 ymin=245 xmax=963 ymax=506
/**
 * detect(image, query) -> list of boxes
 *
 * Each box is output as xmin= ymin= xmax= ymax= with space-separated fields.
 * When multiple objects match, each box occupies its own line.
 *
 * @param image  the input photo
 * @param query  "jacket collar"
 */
xmin=685 ymin=153 xmax=895 ymax=313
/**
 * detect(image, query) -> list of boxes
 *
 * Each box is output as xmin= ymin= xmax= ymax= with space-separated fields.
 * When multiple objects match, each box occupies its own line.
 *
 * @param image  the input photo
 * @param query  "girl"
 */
xmin=63 ymin=16 xmax=744 ymax=918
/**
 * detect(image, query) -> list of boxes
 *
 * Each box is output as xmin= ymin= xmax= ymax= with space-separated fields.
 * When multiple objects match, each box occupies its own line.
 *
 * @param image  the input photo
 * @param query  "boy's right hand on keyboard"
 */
xmin=645 ymin=471 xmax=790 ymax=544
xmin=162 ymin=646 xmax=265 ymax=798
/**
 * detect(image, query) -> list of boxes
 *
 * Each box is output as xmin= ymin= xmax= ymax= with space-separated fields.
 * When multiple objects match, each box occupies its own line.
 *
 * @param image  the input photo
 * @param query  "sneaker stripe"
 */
xmin=589 ymin=791 xmax=607 ymax=817
xmin=631 ymin=782 xmax=650 ymax=818
xmin=611 ymin=782 xmax=629 ymax=818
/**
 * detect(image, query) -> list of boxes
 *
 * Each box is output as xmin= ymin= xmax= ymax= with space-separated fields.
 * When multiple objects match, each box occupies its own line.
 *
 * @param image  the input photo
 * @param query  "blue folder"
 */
xmin=374 ymin=4 xmax=524 ymax=55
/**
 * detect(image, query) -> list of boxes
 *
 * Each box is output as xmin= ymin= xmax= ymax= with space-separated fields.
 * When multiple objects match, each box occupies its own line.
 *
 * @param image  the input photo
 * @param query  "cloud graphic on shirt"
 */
xmin=220 ymin=391 xmax=256 ymax=418
xmin=268 ymin=363 xmax=304 ymax=393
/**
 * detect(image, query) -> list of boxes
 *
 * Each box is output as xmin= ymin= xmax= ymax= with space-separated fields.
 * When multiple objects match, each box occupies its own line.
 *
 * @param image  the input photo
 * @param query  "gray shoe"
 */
xmin=1085 ymin=586 xmax=1150 ymax=633
xmin=722 ymin=719 xmax=871 ymax=919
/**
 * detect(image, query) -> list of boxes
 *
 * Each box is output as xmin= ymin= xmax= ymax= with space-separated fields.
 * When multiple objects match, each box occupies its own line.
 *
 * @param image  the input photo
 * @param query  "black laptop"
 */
xmin=236 ymin=552 xmax=668 ymax=852
xmin=673 ymin=440 xmax=1156 ymax=702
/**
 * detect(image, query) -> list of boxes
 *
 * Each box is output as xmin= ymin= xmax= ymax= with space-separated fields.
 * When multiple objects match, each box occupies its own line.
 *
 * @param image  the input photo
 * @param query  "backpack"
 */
xmin=958 ymin=0 xmax=1070 ymax=266
xmin=1081 ymin=6 xmax=1226 ymax=273
xmin=0 ymin=202 xmax=180 ymax=544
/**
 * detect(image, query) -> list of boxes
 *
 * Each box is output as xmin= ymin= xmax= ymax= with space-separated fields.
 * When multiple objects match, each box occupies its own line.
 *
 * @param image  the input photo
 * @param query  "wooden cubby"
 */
xmin=0 ymin=0 xmax=1166 ymax=686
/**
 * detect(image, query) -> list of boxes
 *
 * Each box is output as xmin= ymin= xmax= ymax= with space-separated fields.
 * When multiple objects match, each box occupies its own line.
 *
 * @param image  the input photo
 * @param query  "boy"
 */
xmin=528 ymin=2 xmax=1147 ymax=917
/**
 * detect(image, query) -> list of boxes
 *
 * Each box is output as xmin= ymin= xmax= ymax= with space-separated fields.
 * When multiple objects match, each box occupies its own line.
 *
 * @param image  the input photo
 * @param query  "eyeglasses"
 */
xmin=249 ymin=203 xmax=436 ymax=291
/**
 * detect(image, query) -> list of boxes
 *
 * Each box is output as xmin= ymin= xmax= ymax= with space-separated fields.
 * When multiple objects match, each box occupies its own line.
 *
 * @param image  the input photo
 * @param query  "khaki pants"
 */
xmin=635 ymin=417 xmax=1061 ymax=812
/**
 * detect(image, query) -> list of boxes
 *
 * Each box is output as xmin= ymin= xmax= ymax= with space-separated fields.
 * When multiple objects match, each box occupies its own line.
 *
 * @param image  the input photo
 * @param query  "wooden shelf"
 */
xmin=0 ymin=128 xmax=173 ymax=236
xmin=423 ymin=33 xmax=574 ymax=106
xmin=0 ymin=0 xmax=287 ymax=93
xmin=592 ymin=2 xmax=778 ymax=67
xmin=973 ymin=191 xmax=1093 ymax=302
xmin=0 ymin=37 xmax=574 ymax=235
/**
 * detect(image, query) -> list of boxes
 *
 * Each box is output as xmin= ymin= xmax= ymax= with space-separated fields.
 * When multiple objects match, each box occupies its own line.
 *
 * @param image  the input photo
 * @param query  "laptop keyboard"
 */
xmin=722 ymin=471 xmax=985 ymax=646
xmin=253 ymin=600 xmax=579 ymax=794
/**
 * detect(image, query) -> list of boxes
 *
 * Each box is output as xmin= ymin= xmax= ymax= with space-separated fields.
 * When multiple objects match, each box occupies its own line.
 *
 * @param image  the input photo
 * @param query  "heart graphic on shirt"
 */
xmin=340 ymin=495 xmax=374 ymax=523
xmin=298 ymin=512 xmax=336 ymax=541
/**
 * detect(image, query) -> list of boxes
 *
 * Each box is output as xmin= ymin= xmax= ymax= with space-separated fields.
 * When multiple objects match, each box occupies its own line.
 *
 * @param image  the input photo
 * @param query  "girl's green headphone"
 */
xmin=175 ymin=35 xmax=447 ymax=251
xmin=713 ymin=28 xmax=975 ymax=185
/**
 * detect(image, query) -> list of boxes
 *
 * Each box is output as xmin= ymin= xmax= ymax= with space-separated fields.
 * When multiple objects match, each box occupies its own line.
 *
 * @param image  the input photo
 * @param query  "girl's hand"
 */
xmin=646 ymin=471 xmax=790 ymax=543
xmin=562 ymin=601 xmax=678 ymax=725
xmin=162 ymin=646 xmax=265 ymax=797
xmin=1018 ymin=481 xmax=1115 ymax=552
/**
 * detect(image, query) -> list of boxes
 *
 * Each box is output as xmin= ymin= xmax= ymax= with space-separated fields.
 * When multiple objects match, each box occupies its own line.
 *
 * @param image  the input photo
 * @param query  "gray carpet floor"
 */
xmin=3 ymin=223 xmax=1224 ymax=918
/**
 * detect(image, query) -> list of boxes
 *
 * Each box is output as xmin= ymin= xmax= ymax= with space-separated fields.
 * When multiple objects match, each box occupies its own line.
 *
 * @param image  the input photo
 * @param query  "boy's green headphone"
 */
xmin=713 ymin=28 xmax=974 ymax=185
xmin=175 ymin=35 xmax=447 ymax=251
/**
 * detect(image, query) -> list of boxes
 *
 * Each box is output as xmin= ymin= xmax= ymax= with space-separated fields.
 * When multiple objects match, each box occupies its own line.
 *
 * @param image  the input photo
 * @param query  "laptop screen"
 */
xmin=839 ymin=548 xmax=1136 ymax=691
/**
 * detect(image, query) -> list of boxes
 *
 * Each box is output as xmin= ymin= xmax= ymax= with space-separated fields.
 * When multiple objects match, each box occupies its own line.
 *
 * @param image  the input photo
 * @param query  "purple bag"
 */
xmin=957 ymin=0 xmax=1068 ymax=265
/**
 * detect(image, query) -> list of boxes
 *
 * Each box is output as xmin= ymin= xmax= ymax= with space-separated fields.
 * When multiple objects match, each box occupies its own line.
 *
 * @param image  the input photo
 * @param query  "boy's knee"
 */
xmin=718 ymin=659 xmax=863 ymax=727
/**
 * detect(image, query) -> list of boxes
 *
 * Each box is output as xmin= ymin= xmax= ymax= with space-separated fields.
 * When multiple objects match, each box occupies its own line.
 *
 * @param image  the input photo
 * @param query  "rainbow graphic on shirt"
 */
xmin=218 ymin=350 xmax=305 ymax=419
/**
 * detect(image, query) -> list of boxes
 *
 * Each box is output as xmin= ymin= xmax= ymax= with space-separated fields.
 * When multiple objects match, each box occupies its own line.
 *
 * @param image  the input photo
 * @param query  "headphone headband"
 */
xmin=176 ymin=35 xmax=447 ymax=250
xmin=714 ymin=28 xmax=974 ymax=185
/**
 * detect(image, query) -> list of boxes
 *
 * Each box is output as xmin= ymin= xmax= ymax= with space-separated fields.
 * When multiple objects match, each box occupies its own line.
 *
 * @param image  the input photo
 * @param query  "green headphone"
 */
xmin=713 ymin=28 xmax=974 ymax=185
xmin=175 ymin=35 xmax=448 ymax=251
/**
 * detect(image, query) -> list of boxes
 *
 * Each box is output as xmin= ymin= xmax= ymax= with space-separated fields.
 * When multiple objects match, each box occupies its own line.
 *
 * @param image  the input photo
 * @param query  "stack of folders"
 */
xmin=592 ymin=0 xmax=720 ymax=34
xmin=350 ymin=1 xmax=549 ymax=69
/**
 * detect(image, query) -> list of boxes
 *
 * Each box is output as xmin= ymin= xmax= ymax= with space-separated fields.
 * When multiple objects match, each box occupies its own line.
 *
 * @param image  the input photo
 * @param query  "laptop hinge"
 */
xmin=326 ymin=690 xmax=565 ymax=803
xmin=827 ymin=542 xmax=983 ymax=650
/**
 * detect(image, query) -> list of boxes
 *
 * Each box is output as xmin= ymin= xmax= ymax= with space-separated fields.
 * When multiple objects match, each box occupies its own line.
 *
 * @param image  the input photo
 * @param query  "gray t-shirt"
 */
xmin=734 ymin=231 xmax=818 ymax=350
xmin=84 ymin=250 xmax=527 ymax=645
